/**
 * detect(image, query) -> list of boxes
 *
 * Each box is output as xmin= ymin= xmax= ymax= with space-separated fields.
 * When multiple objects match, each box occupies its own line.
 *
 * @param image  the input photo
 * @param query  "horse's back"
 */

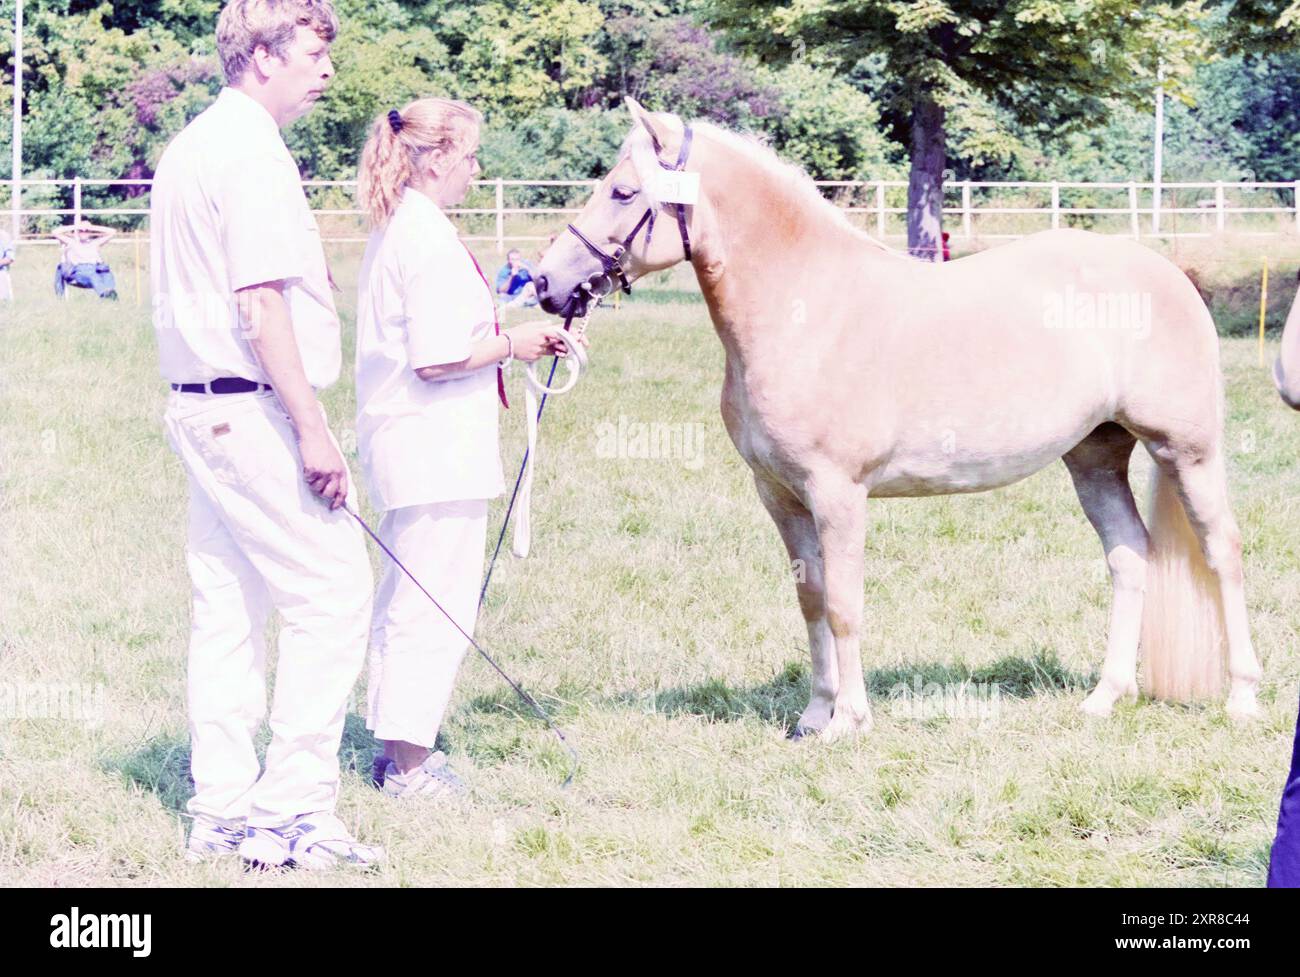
xmin=859 ymin=229 xmax=1223 ymax=494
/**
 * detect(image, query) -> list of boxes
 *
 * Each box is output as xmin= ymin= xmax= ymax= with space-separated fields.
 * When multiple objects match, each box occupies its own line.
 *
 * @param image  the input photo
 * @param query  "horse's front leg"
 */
xmin=809 ymin=475 xmax=872 ymax=741
xmin=754 ymin=476 xmax=837 ymax=736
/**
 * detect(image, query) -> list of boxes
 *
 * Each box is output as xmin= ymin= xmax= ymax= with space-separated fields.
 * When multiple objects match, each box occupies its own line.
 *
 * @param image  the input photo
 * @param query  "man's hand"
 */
xmin=298 ymin=424 xmax=348 ymax=510
xmin=240 ymin=281 xmax=350 ymax=510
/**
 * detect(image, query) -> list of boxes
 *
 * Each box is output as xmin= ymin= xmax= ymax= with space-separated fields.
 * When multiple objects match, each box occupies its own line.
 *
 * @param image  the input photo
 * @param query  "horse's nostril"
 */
xmin=534 ymin=274 xmax=548 ymax=296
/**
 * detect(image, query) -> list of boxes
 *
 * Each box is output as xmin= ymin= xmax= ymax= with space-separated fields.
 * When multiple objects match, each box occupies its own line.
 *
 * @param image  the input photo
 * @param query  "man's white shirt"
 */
xmin=151 ymin=87 xmax=340 ymax=388
xmin=355 ymin=188 xmax=505 ymax=510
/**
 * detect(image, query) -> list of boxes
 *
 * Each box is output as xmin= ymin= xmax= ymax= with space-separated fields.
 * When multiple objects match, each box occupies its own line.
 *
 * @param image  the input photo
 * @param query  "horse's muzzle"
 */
xmin=538 ymin=275 xmax=606 ymax=319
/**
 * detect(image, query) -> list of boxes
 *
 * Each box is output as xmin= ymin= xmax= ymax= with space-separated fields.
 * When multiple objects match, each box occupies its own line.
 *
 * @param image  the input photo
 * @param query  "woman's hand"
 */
xmin=506 ymin=321 xmax=585 ymax=363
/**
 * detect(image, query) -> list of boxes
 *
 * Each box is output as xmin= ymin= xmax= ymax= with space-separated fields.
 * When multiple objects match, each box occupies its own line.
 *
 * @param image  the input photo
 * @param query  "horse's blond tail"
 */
xmin=1140 ymin=467 xmax=1226 ymax=701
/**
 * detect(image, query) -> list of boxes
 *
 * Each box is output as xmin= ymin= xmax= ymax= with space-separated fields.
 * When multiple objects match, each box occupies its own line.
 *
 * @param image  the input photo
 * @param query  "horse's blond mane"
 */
xmin=622 ymin=119 xmax=903 ymax=257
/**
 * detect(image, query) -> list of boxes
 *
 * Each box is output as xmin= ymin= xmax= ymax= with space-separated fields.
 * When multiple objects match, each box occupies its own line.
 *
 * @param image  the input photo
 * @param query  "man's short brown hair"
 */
xmin=215 ymin=0 xmax=339 ymax=84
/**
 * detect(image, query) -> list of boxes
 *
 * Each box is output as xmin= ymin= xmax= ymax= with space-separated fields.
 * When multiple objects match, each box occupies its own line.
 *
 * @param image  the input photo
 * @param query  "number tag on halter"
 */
xmin=654 ymin=170 xmax=700 ymax=206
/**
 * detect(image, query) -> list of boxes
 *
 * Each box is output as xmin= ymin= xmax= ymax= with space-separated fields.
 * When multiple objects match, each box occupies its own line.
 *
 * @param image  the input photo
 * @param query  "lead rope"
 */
xmin=512 ymin=312 xmax=589 ymax=558
xmin=346 ymin=503 xmax=579 ymax=788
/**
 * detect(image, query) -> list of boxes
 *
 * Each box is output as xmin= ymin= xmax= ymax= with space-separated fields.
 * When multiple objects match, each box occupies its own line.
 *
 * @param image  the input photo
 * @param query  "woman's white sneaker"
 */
xmin=379 ymin=751 xmax=467 ymax=800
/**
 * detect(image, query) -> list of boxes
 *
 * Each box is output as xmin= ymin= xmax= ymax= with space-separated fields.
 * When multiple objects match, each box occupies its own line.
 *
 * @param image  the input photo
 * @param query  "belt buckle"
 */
xmin=203 ymin=379 xmax=216 ymax=396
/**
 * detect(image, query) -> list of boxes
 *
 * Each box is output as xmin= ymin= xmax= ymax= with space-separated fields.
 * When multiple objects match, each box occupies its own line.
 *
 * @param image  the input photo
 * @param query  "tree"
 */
xmin=706 ymin=0 xmax=1209 ymax=260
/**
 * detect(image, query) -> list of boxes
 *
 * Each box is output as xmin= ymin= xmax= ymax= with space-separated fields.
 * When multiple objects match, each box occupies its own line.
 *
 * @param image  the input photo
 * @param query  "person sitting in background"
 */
xmin=0 ymin=230 xmax=14 ymax=302
xmin=494 ymin=248 xmax=538 ymax=307
xmin=53 ymin=221 xmax=118 ymax=299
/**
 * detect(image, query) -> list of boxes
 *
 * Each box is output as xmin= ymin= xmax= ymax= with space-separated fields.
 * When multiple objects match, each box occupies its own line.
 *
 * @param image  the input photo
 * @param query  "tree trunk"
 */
xmin=907 ymin=96 xmax=946 ymax=262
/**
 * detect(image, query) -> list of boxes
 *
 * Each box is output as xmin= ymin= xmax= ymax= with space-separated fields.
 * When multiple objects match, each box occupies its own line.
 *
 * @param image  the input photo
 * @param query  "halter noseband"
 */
xmin=565 ymin=125 xmax=694 ymax=296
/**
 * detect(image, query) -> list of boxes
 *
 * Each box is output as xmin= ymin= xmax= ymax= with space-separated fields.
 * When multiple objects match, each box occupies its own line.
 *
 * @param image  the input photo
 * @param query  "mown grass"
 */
xmin=0 ymin=236 xmax=1297 ymax=887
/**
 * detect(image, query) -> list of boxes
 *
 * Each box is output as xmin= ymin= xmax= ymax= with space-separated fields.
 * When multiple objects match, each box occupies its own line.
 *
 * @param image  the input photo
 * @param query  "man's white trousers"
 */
xmin=164 ymin=390 xmax=372 ymax=828
xmin=366 ymin=500 xmax=487 ymax=748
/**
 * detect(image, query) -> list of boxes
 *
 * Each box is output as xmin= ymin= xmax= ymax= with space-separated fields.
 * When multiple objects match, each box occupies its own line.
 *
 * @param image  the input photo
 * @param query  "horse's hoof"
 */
xmin=786 ymin=725 xmax=807 ymax=741
xmin=1081 ymin=680 xmax=1137 ymax=717
xmin=1080 ymin=691 xmax=1115 ymax=717
xmin=819 ymin=711 xmax=873 ymax=742
xmin=1226 ymin=692 xmax=1262 ymax=723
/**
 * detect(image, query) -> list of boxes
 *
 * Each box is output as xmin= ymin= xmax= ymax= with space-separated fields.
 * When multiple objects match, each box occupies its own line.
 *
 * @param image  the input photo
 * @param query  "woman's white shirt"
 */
xmin=355 ymin=189 xmax=505 ymax=511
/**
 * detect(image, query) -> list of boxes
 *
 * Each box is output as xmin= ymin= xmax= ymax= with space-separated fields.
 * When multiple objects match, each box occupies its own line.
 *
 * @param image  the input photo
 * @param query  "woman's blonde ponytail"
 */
xmin=356 ymin=99 xmax=483 ymax=228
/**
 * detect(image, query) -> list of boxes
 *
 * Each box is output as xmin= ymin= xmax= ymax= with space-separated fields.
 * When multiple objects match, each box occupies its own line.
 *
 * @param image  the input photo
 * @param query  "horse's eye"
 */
xmin=611 ymin=185 xmax=638 ymax=202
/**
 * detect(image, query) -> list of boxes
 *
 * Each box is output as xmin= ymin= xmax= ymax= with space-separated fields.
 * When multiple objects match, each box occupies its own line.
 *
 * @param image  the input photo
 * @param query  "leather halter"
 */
xmin=565 ymin=125 xmax=694 ymax=296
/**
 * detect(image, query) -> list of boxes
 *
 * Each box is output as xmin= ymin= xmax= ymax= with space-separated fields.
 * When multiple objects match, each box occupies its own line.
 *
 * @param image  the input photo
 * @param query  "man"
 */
xmin=54 ymin=222 xmax=118 ymax=299
xmin=151 ymin=0 xmax=380 ymax=870
xmin=494 ymin=248 xmax=538 ymax=307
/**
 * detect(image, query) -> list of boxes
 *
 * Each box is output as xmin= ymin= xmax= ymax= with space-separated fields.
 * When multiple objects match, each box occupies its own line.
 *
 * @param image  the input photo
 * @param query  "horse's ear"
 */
xmin=624 ymin=95 xmax=665 ymax=155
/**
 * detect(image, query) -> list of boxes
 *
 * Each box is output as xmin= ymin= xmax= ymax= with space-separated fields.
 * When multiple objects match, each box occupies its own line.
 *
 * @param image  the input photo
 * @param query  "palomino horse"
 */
xmin=535 ymin=98 xmax=1262 ymax=739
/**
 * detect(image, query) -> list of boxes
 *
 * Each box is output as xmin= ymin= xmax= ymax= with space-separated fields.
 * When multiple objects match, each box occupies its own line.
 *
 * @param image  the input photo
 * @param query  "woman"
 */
xmin=354 ymin=98 xmax=573 ymax=798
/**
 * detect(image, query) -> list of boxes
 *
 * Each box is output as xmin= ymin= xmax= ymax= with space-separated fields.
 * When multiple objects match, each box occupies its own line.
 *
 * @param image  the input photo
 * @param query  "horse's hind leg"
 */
xmin=754 ymin=476 xmax=838 ymax=736
xmin=1062 ymin=424 xmax=1148 ymax=716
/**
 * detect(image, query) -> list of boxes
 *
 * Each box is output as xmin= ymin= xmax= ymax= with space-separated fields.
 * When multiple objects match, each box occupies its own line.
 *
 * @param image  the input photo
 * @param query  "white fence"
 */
xmin=6 ymin=176 xmax=1300 ymax=251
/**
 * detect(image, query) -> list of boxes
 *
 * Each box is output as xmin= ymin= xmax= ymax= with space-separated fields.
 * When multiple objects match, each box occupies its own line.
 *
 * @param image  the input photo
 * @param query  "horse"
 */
xmin=534 ymin=98 xmax=1262 ymax=740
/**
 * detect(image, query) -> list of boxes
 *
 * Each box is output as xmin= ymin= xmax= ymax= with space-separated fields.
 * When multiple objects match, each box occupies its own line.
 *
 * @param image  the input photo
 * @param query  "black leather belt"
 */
xmin=170 ymin=378 xmax=271 ymax=394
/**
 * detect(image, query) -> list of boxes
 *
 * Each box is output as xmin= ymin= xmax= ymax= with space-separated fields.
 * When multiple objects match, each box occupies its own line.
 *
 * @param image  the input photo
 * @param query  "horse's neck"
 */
xmin=687 ymin=142 xmax=892 ymax=359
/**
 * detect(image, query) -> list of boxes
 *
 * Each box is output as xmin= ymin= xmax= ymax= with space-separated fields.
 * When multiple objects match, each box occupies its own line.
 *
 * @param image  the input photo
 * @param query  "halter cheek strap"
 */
xmin=564 ymin=123 xmax=695 ymax=296
xmin=668 ymin=126 xmax=693 ymax=262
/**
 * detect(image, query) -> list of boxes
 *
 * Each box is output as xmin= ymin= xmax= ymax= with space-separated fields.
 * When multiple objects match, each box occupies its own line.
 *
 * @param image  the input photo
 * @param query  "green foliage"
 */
xmin=707 ymin=0 xmax=1211 ymax=123
xmin=0 ymin=0 xmax=1297 ymax=236
xmin=704 ymin=0 xmax=1216 ymax=249
xmin=753 ymin=62 xmax=903 ymax=179
xmin=478 ymin=106 xmax=630 ymax=205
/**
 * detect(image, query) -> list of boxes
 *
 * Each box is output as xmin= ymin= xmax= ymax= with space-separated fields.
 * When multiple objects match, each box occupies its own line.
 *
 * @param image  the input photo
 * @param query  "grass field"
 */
xmin=2 ymin=237 xmax=1299 ymax=887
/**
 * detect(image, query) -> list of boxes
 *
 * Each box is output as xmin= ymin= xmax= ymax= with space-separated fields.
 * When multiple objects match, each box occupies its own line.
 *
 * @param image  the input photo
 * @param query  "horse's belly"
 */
xmin=869 ymin=439 xmax=1076 ymax=498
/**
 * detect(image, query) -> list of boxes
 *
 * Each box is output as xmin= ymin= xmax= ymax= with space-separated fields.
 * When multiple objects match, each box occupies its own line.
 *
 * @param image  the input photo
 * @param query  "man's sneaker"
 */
xmin=184 ymin=816 xmax=246 ymax=862
xmin=379 ymin=751 xmax=467 ymax=800
xmin=238 ymin=813 xmax=385 ymax=871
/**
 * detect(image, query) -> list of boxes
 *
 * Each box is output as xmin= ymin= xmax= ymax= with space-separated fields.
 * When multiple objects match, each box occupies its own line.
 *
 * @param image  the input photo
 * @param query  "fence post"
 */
xmin=1294 ymin=180 xmax=1299 ymax=235
xmin=1050 ymin=181 xmax=1060 ymax=230
xmin=961 ymin=182 xmax=972 ymax=239
xmin=1215 ymin=181 xmax=1226 ymax=233
xmin=73 ymin=178 xmax=82 ymax=227
xmin=1128 ymin=182 xmax=1139 ymax=240
xmin=876 ymin=180 xmax=886 ymax=238
xmin=494 ymin=178 xmax=504 ymax=255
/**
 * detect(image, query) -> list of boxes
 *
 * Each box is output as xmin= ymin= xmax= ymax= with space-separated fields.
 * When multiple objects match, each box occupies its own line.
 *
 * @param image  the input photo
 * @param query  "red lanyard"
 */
xmin=460 ymin=242 xmax=509 ymax=409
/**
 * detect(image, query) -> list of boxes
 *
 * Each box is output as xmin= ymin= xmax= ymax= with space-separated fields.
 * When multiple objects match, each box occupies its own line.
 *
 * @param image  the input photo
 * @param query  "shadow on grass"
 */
xmin=340 ymin=712 xmax=377 ymax=779
xmin=611 ymin=648 xmax=1097 ymax=732
xmin=102 ymin=730 xmax=193 ymax=815
xmin=102 ymin=713 xmax=401 ymax=812
xmin=340 ymin=711 xmax=454 ymax=773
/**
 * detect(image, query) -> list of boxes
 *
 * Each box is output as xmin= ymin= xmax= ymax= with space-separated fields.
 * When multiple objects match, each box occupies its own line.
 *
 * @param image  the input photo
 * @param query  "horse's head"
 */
xmin=536 ymin=97 xmax=697 ymax=319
